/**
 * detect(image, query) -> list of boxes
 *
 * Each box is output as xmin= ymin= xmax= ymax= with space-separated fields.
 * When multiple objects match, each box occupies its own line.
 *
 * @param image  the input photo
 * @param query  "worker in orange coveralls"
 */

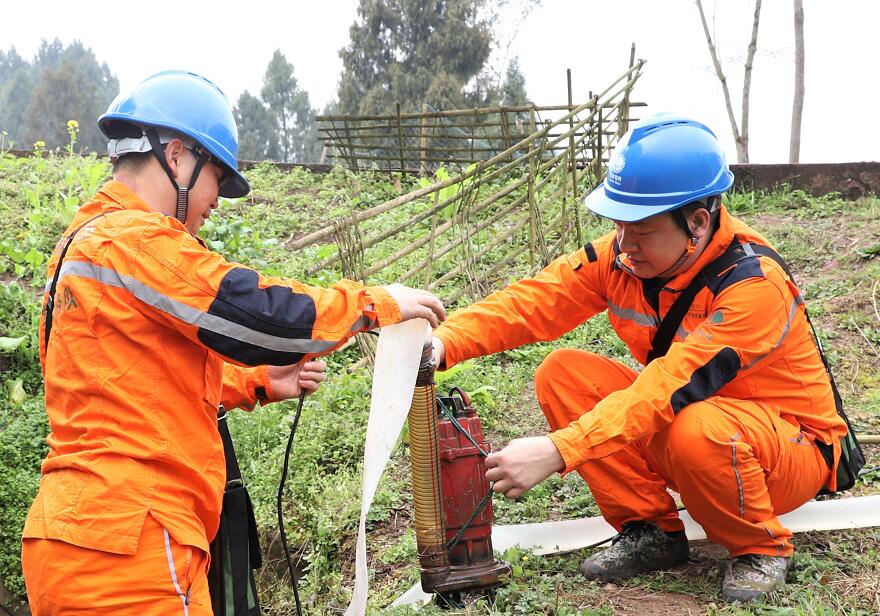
xmin=432 ymin=114 xmax=847 ymax=602
xmin=21 ymin=70 xmax=445 ymax=616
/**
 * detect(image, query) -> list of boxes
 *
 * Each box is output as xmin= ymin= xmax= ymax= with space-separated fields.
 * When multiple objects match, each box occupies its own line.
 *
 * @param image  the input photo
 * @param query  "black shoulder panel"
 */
xmin=584 ymin=242 xmax=598 ymax=263
xmin=706 ymin=253 xmax=764 ymax=296
xmin=670 ymin=347 xmax=741 ymax=413
xmin=198 ymin=267 xmax=317 ymax=365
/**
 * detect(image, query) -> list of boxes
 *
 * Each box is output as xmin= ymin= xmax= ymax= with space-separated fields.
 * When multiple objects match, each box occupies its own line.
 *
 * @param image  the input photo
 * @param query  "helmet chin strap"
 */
xmin=145 ymin=129 xmax=210 ymax=226
xmin=654 ymin=235 xmax=699 ymax=279
xmin=616 ymin=229 xmax=698 ymax=279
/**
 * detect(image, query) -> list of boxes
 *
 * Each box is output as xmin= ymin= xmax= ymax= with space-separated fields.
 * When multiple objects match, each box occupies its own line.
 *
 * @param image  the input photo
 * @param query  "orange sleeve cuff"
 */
xmin=222 ymin=364 xmax=273 ymax=411
xmin=251 ymin=364 xmax=273 ymax=403
xmin=364 ymin=286 xmax=401 ymax=327
xmin=548 ymin=429 xmax=583 ymax=475
xmin=433 ymin=326 xmax=463 ymax=370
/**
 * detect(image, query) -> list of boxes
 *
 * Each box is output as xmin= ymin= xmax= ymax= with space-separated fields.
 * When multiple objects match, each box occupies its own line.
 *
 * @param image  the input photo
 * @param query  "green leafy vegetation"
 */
xmin=0 ymin=149 xmax=877 ymax=614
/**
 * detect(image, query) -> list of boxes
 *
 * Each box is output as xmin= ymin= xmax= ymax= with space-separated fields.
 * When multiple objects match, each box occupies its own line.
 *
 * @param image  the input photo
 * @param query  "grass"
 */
xmin=0 ymin=150 xmax=877 ymax=614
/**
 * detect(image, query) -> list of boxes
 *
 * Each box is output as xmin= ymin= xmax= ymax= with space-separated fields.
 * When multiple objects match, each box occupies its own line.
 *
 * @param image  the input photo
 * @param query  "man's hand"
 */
xmin=431 ymin=336 xmax=446 ymax=369
xmin=383 ymin=283 xmax=446 ymax=328
xmin=267 ymin=360 xmax=327 ymax=401
xmin=485 ymin=436 xmax=565 ymax=499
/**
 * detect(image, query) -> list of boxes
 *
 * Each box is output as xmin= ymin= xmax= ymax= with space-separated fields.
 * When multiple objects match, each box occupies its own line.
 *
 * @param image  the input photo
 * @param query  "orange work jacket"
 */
xmin=24 ymin=180 xmax=401 ymax=555
xmin=434 ymin=206 xmax=847 ymax=490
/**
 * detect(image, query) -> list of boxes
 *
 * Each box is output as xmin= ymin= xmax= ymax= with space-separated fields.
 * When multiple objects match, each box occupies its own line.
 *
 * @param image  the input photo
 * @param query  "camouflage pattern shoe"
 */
xmin=579 ymin=521 xmax=689 ymax=582
xmin=721 ymin=554 xmax=791 ymax=603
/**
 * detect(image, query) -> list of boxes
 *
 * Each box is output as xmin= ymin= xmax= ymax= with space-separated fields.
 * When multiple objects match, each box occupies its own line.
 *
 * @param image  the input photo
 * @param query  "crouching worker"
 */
xmin=21 ymin=70 xmax=446 ymax=616
xmin=431 ymin=114 xmax=847 ymax=602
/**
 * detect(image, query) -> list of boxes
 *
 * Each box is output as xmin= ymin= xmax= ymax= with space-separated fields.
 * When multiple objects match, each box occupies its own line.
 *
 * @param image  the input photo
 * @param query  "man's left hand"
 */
xmin=267 ymin=360 xmax=327 ymax=401
xmin=485 ymin=436 xmax=565 ymax=499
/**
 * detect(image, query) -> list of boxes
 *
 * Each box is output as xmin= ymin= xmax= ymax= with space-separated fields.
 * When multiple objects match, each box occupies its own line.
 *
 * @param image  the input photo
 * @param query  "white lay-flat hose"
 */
xmin=345 ymin=319 xmax=429 ymax=616
xmin=392 ymin=494 xmax=880 ymax=608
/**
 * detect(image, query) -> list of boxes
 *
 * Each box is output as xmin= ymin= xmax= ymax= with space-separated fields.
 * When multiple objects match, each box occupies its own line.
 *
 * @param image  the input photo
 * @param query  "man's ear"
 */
xmin=689 ymin=208 xmax=712 ymax=240
xmin=163 ymin=139 xmax=187 ymax=179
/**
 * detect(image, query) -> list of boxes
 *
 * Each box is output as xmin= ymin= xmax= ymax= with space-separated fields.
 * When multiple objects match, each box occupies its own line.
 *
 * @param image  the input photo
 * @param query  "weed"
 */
xmin=1 ymin=153 xmax=878 ymax=615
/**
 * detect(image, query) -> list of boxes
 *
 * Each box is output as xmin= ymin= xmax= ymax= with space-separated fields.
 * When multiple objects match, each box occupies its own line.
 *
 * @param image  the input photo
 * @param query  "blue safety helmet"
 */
xmin=99 ymin=70 xmax=249 ymax=199
xmin=584 ymin=114 xmax=734 ymax=222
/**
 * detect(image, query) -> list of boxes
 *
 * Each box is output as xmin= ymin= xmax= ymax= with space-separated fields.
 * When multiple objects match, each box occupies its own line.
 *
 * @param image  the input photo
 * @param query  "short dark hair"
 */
xmin=670 ymin=196 xmax=721 ymax=235
xmin=112 ymin=152 xmax=154 ymax=175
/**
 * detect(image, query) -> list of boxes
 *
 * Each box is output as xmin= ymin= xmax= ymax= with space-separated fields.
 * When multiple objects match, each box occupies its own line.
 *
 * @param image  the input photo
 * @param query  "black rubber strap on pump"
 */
xmin=44 ymin=214 xmax=107 ymax=350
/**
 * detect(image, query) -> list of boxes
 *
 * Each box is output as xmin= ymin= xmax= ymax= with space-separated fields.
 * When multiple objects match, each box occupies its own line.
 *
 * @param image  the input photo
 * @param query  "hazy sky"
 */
xmin=5 ymin=0 xmax=878 ymax=164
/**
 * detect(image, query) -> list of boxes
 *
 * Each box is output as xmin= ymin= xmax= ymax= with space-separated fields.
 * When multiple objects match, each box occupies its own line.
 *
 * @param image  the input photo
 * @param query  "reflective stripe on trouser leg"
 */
xmin=534 ymin=348 xmax=683 ymax=533
xmin=646 ymin=398 xmax=830 ymax=557
xmin=164 ymin=528 xmax=190 ymax=616
xmin=21 ymin=514 xmax=211 ymax=615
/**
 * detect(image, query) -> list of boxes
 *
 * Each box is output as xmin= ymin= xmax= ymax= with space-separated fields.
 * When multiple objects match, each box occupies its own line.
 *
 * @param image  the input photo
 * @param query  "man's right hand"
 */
xmin=431 ymin=336 xmax=446 ymax=369
xmin=383 ymin=283 xmax=446 ymax=328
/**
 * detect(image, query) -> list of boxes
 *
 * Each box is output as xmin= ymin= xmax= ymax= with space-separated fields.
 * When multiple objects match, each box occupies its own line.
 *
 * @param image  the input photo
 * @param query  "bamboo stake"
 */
xmin=527 ymin=106 xmax=538 ymax=267
xmin=396 ymin=102 xmax=406 ymax=175
xmin=316 ymin=103 xmax=598 ymax=123
xmin=304 ymin=106 xmax=603 ymax=273
xmin=444 ymin=207 xmax=567 ymax=305
xmin=429 ymin=215 xmax=532 ymax=289
xmin=619 ymin=43 xmax=637 ymax=138
xmin=420 ymin=103 xmax=428 ymax=177
xmin=316 ymin=102 xmax=648 ymax=136
xmin=343 ymin=117 xmax=359 ymax=172
xmin=397 ymin=166 xmax=555 ymax=282
xmin=352 ymin=129 xmax=611 ymax=298
xmin=395 ymin=193 xmax=529 ymax=284
xmin=424 ymin=191 xmax=439 ymax=286
xmin=291 ymin=62 xmax=646 ymax=250
xmin=305 ymin=158 xmax=539 ymax=275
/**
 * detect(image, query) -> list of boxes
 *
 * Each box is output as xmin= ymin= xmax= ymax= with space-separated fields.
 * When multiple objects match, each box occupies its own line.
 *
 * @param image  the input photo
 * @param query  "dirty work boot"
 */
xmin=579 ymin=521 xmax=689 ymax=582
xmin=721 ymin=554 xmax=791 ymax=603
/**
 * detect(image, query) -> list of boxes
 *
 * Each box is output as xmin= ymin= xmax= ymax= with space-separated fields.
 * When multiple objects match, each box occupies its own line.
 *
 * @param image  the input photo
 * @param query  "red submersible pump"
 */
xmin=406 ymin=342 xmax=510 ymax=602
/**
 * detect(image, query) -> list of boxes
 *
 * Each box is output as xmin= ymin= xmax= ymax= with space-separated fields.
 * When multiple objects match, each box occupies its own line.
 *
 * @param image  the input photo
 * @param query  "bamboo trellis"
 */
xmin=317 ymin=100 xmax=646 ymax=174
xmin=317 ymin=52 xmax=646 ymax=176
xmin=290 ymin=58 xmax=645 ymax=318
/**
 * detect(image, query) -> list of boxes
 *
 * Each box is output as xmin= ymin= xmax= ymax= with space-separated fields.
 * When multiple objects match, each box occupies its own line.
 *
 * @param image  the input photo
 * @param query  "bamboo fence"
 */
xmin=317 ymin=53 xmax=645 ymax=176
xmin=289 ymin=58 xmax=645 ymax=330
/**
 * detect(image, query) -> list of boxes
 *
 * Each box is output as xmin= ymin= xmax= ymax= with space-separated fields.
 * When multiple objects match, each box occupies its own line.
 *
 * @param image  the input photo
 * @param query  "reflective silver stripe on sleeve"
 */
xmin=55 ymin=260 xmax=347 ymax=354
xmin=743 ymin=294 xmax=804 ymax=370
xmin=607 ymin=300 xmax=660 ymax=327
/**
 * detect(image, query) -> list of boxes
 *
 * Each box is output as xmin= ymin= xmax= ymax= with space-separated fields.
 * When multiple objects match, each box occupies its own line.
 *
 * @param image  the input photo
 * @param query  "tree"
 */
xmin=23 ymin=57 xmax=98 ymax=150
xmin=336 ymin=0 xmax=493 ymax=114
xmin=500 ymin=57 xmax=528 ymax=106
xmin=695 ymin=0 xmax=762 ymax=163
xmin=0 ymin=39 xmax=119 ymax=152
xmin=0 ymin=47 xmax=28 ymax=84
xmin=260 ymin=50 xmax=321 ymax=163
xmin=234 ymin=91 xmax=281 ymax=161
xmin=0 ymin=48 xmax=33 ymax=147
xmin=789 ymin=0 xmax=805 ymax=163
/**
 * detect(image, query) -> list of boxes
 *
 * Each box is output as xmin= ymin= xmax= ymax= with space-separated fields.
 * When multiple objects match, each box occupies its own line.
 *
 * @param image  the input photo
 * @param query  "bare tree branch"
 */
xmin=790 ymin=0 xmax=805 ymax=163
xmin=741 ymin=0 xmax=762 ymax=163
xmin=695 ymin=0 xmax=745 ymax=162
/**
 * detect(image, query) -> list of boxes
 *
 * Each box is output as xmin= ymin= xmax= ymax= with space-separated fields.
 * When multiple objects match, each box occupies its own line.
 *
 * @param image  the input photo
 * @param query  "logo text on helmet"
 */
xmin=608 ymin=153 xmax=626 ymax=185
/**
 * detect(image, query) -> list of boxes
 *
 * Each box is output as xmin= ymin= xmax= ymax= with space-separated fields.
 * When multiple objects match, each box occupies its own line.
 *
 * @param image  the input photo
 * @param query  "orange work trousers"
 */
xmin=535 ymin=349 xmax=830 ymax=557
xmin=21 ymin=513 xmax=211 ymax=615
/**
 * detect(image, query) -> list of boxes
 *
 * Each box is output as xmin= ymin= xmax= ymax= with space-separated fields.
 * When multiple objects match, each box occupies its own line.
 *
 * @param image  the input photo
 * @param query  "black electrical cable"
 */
xmin=439 ymin=392 xmax=691 ymax=557
xmin=437 ymin=396 xmax=492 ymax=551
xmin=277 ymin=392 xmax=306 ymax=616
